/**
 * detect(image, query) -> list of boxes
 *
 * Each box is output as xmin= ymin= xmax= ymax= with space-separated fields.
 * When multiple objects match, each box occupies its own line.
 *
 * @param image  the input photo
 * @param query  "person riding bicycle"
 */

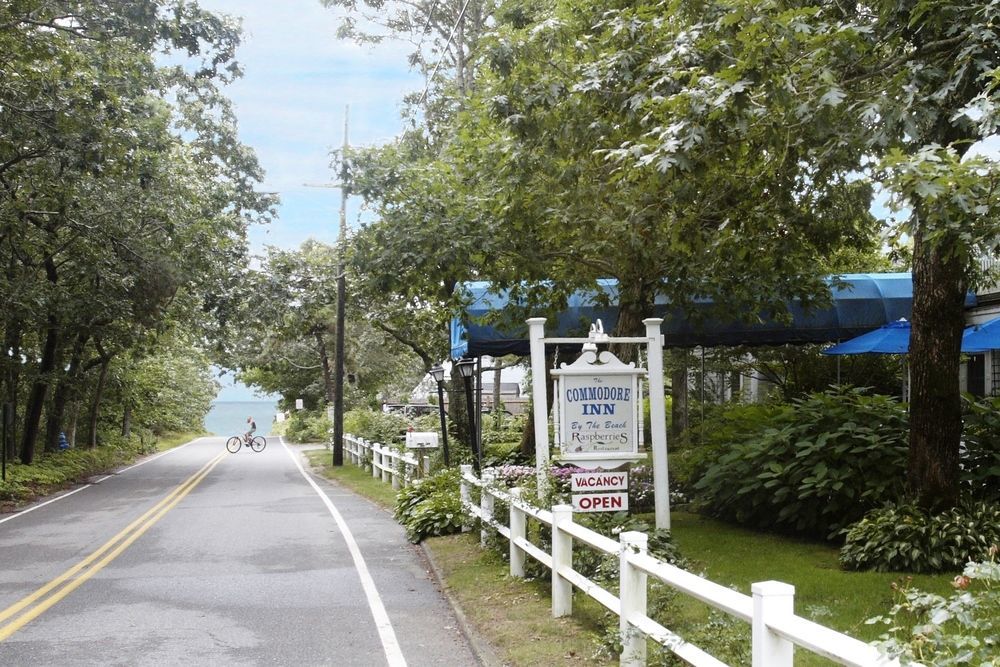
xmin=244 ymin=416 xmax=257 ymax=443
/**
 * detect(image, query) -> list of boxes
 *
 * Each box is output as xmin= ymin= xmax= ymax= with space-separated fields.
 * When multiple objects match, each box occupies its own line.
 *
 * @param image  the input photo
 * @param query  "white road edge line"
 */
xmin=281 ymin=438 xmax=407 ymax=667
xmin=0 ymin=436 xmax=208 ymax=526
xmin=0 ymin=485 xmax=91 ymax=526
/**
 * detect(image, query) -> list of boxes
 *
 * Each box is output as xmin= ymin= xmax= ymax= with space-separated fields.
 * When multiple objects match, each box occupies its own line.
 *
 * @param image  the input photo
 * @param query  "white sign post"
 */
xmin=528 ymin=317 xmax=671 ymax=529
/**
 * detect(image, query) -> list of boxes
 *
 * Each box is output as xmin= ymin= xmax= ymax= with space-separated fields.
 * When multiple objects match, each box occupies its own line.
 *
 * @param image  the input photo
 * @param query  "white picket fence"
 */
xmin=459 ymin=466 xmax=897 ymax=667
xmin=342 ymin=433 xmax=430 ymax=489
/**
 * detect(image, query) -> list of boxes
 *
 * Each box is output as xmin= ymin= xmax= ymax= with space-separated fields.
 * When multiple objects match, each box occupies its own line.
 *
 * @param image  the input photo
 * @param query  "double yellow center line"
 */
xmin=0 ymin=451 xmax=227 ymax=642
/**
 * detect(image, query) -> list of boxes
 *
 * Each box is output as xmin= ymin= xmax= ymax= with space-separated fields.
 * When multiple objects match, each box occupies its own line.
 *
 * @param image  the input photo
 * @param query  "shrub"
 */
xmin=693 ymin=387 xmax=909 ymax=539
xmin=959 ymin=394 xmax=1000 ymax=502
xmin=671 ymin=401 xmax=787 ymax=498
xmin=394 ymin=468 xmax=464 ymax=543
xmin=343 ymin=408 xmax=408 ymax=445
xmin=868 ymin=548 xmax=1000 ymax=664
xmin=0 ymin=438 xmax=148 ymax=505
xmin=840 ymin=501 xmax=1000 ymax=573
xmin=283 ymin=409 xmax=332 ymax=443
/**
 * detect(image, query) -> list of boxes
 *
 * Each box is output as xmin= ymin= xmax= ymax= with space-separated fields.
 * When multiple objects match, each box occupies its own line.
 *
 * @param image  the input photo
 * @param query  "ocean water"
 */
xmin=204 ymin=401 xmax=278 ymax=436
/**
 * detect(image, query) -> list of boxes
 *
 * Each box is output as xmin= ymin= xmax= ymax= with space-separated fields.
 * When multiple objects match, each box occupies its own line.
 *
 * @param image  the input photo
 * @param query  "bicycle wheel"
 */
xmin=226 ymin=436 xmax=241 ymax=454
xmin=250 ymin=435 xmax=266 ymax=453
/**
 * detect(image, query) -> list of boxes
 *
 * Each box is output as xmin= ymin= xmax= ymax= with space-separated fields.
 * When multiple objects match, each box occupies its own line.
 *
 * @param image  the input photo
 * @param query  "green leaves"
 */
xmin=693 ymin=386 xmax=910 ymax=539
xmin=841 ymin=501 xmax=1000 ymax=574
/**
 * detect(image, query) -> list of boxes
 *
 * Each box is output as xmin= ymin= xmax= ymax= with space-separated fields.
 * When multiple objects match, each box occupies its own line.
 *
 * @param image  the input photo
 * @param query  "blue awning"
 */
xmin=449 ymin=273 xmax=977 ymax=358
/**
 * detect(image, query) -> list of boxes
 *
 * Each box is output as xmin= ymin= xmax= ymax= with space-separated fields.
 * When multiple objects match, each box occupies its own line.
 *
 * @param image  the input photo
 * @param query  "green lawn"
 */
xmin=669 ymin=511 xmax=954 ymax=643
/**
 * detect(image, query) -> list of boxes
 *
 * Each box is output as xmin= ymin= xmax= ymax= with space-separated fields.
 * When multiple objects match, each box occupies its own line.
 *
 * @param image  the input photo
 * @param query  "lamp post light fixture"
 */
xmin=429 ymin=365 xmax=450 ymax=466
xmin=455 ymin=358 xmax=479 ymax=472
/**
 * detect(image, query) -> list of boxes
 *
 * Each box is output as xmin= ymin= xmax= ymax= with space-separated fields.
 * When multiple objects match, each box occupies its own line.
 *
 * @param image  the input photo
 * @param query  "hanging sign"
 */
xmin=572 ymin=492 xmax=629 ymax=513
xmin=571 ymin=471 xmax=628 ymax=492
xmin=552 ymin=345 xmax=645 ymax=469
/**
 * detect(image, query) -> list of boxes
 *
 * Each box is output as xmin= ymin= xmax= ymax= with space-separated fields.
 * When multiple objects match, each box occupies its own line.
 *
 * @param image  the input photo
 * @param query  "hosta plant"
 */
xmin=840 ymin=501 xmax=1000 ymax=573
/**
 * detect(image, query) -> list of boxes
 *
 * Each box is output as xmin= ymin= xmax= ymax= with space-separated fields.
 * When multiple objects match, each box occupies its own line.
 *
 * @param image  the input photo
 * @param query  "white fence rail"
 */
xmin=342 ymin=433 xmax=430 ymax=489
xmin=459 ymin=466 xmax=897 ymax=667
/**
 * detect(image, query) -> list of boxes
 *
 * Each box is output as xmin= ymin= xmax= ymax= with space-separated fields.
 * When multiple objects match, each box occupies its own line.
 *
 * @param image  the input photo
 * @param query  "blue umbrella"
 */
xmin=961 ymin=317 xmax=1000 ymax=353
xmin=824 ymin=318 xmax=992 ymax=355
xmin=822 ymin=319 xmax=911 ymax=355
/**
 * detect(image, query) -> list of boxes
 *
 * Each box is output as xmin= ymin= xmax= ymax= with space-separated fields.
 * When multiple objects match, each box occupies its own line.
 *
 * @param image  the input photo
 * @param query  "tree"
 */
xmin=0 ymin=1 xmax=272 ymax=461
xmin=491 ymin=0 xmax=1000 ymax=508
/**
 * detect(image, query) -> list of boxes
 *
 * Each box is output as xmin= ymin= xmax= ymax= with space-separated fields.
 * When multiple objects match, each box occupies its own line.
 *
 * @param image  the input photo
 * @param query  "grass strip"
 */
xmin=426 ymin=532 xmax=615 ymax=666
xmin=304 ymin=449 xmax=398 ymax=510
xmin=155 ymin=431 xmax=206 ymax=452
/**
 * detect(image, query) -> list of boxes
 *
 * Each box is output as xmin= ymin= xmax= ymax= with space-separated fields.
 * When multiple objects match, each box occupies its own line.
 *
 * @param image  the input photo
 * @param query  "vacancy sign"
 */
xmin=571 ymin=472 xmax=629 ymax=513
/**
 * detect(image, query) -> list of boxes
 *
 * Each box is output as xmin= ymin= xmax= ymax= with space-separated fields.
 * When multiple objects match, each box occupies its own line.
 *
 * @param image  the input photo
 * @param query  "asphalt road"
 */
xmin=0 ymin=437 xmax=480 ymax=666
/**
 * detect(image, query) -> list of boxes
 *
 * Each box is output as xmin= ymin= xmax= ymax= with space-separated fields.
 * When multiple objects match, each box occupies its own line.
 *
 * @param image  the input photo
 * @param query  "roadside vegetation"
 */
xmin=331 ymin=401 xmax=999 ymax=665
xmin=0 ymin=3 xmax=269 ymax=482
xmin=0 ymin=429 xmax=204 ymax=510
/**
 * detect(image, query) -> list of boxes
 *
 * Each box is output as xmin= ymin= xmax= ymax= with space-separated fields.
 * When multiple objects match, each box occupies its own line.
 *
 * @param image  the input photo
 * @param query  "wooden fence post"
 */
xmin=551 ymin=504 xmax=574 ymax=617
xmin=752 ymin=581 xmax=794 ymax=667
xmin=509 ymin=487 xmax=526 ymax=578
xmin=619 ymin=531 xmax=648 ymax=666
xmin=371 ymin=441 xmax=380 ymax=479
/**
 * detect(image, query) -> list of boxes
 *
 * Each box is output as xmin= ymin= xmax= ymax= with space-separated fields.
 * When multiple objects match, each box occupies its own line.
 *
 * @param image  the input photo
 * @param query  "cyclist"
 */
xmin=244 ymin=416 xmax=257 ymax=444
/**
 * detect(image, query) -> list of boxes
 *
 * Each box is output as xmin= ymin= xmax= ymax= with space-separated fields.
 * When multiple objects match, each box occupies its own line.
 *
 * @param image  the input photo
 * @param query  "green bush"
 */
xmin=671 ymin=401 xmax=786 ymax=497
xmin=959 ymin=394 xmax=1000 ymax=502
xmin=0 ymin=436 xmax=148 ymax=504
xmin=394 ymin=468 xmax=464 ymax=543
xmin=840 ymin=501 xmax=1000 ymax=573
xmin=343 ymin=408 xmax=409 ymax=445
xmin=869 ymin=550 xmax=1000 ymax=664
xmin=283 ymin=409 xmax=332 ymax=443
xmin=693 ymin=387 xmax=909 ymax=539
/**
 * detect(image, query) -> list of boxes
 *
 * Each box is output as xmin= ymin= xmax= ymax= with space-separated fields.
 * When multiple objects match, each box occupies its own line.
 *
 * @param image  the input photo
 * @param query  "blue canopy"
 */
xmin=450 ymin=273 xmax=977 ymax=358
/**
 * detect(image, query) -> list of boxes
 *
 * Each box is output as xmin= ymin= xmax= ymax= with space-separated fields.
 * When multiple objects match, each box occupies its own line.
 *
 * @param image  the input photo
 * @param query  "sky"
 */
xmin=197 ymin=1 xmax=423 ymax=400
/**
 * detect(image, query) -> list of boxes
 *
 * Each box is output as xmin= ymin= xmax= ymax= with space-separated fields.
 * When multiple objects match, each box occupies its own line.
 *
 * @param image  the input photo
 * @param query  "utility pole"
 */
xmin=332 ymin=106 xmax=349 ymax=467
xmin=305 ymin=106 xmax=349 ymax=466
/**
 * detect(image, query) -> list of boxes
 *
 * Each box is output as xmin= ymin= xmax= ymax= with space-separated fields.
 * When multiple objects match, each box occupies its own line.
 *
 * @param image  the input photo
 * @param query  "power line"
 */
xmin=418 ymin=0 xmax=474 ymax=106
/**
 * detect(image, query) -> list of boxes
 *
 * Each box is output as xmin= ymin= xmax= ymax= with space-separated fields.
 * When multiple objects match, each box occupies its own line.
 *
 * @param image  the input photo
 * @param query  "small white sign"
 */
xmin=571 ymin=472 xmax=628 ymax=492
xmin=405 ymin=431 xmax=439 ymax=449
xmin=572 ymin=492 xmax=629 ymax=513
xmin=295 ymin=398 xmax=304 ymax=410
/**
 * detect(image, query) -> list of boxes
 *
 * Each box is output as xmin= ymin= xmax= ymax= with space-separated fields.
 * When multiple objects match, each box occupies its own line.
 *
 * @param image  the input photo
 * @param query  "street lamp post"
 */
xmin=456 ymin=358 xmax=479 ymax=472
xmin=429 ymin=365 xmax=450 ymax=466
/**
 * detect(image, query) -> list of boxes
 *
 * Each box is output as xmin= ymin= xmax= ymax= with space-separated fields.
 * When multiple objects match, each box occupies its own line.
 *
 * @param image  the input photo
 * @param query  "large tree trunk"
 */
xmin=86 ymin=356 xmax=111 ymax=449
xmin=519 ymin=353 xmax=555 ymax=459
xmin=68 ymin=400 xmax=79 ymax=447
xmin=907 ymin=226 xmax=966 ymax=509
xmin=45 ymin=332 xmax=87 ymax=453
xmin=20 ymin=316 xmax=60 ymax=464
xmin=3 ymin=322 xmax=22 ymax=461
xmin=611 ymin=280 xmax=655 ymax=363
xmin=121 ymin=404 xmax=132 ymax=439
xmin=42 ymin=340 xmax=68 ymax=453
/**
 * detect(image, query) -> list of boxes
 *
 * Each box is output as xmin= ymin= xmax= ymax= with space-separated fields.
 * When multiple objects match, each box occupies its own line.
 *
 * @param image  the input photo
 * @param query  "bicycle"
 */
xmin=226 ymin=434 xmax=266 ymax=453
